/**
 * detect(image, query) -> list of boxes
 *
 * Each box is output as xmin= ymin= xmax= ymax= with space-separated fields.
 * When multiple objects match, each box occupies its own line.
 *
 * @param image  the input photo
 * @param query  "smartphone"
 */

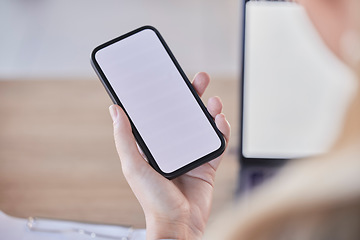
xmin=91 ymin=26 xmax=225 ymax=179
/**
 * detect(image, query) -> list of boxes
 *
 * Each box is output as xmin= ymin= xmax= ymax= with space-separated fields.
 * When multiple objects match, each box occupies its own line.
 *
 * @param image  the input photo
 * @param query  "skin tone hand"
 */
xmin=109 ymin=72 xmax=231 ymax=240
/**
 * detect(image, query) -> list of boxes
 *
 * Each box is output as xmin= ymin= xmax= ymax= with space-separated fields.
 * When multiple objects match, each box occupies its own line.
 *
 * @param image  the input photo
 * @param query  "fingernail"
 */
xmin=109 ymin=105 xmax=118 ymax=122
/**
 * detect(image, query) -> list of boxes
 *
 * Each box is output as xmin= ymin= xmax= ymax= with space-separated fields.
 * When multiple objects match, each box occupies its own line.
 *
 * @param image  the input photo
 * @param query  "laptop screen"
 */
xmin=241 ymin=1 xmax=355 ymax=160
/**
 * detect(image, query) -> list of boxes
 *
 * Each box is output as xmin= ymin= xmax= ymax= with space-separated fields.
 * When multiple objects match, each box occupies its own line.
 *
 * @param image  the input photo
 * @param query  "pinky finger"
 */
xmin=215 ymin=113 xmax=231 ymax=144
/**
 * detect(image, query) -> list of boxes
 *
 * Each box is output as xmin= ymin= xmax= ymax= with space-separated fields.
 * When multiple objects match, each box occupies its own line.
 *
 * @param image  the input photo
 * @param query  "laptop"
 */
xmin=238 ymin=0 xmax=355 ymax=193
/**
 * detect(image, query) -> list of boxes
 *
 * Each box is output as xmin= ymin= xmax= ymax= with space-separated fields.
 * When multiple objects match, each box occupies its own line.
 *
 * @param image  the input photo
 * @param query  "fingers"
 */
xmin=207 ymin=96 xmax=223 ymax=118
xmin=109 ymin=105 xmax=177 ymax=215
xmin=207 ymin=113 xmax=231 ymax=170
xmin=215 ymin=113 xmax=231 ymax=144
xmin=109 ymin=105 xmax=148 ymax=176
xmin=207 ymin=96 xmax=230 ymax=171
xmin=193 ymin=74 xmax=229 ymax=142
xmin=192 ymin=72 xmax=210 ymax=97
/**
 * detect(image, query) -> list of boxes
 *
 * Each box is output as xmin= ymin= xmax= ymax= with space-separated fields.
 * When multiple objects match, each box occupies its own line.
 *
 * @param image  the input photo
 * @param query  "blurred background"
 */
xmin=0 ymin=0 xmax=240 ymax=80
xmin=0 ymin=0 xmax=240 ymax=229
xmin=1 ymin=0 xmax=357 ymax=234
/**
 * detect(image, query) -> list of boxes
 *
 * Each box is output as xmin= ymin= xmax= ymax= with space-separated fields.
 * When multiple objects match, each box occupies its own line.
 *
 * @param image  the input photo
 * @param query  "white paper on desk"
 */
xmin=0 ymin=211 xmax=146 ymax=240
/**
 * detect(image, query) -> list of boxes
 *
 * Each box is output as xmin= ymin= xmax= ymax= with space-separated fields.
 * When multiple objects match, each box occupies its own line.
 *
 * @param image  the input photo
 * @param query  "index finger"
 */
xmin=192 ymin=72 xmax=210 ymax=97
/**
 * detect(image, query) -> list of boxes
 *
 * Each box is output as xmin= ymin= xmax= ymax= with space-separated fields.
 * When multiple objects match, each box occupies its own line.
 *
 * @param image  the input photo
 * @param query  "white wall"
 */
xmin=0 ymin=0 xmax=241 ymax=80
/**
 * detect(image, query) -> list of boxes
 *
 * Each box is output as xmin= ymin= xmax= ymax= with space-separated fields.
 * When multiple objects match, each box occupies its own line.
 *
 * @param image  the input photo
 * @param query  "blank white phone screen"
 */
xmin=243 ymin=2 xmax=356 ymax=159
xmin=95 ymin=29 xmax=221 ymax=173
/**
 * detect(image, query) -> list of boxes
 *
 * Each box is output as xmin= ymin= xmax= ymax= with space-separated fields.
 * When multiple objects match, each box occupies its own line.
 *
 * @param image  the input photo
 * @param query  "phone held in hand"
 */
xmin=91 ymin=26 xmax=225 ymax=179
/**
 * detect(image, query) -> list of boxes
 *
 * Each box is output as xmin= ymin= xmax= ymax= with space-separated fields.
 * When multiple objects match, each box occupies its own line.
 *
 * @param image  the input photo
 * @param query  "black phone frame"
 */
xmin=91 ymin=25 xmax=226 ymax=179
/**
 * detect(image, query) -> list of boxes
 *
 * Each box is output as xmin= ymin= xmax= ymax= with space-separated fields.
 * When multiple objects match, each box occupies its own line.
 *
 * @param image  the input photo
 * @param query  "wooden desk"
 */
xmin=0 ymin=78 xmax=239 ymax=228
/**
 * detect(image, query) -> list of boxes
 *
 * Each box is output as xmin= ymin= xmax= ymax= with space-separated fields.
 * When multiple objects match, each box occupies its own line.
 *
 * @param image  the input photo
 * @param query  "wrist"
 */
xmin=145 ymin=215 xmax=203 ymax=240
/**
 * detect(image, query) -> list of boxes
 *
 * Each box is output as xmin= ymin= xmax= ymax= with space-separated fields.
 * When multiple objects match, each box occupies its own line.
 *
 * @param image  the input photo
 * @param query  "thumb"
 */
xmin=108 ymin=105 xmax=147 ymax=176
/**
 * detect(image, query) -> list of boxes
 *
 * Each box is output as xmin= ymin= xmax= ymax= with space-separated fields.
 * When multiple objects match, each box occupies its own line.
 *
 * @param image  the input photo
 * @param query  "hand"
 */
xmin=109 ymin=72 xmax=231 ymax=240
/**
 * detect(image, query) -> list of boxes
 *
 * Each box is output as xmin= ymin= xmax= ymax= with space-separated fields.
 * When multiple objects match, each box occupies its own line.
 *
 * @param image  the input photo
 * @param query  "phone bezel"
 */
xmin=91 ymin=25 xmax=226 ymax=179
